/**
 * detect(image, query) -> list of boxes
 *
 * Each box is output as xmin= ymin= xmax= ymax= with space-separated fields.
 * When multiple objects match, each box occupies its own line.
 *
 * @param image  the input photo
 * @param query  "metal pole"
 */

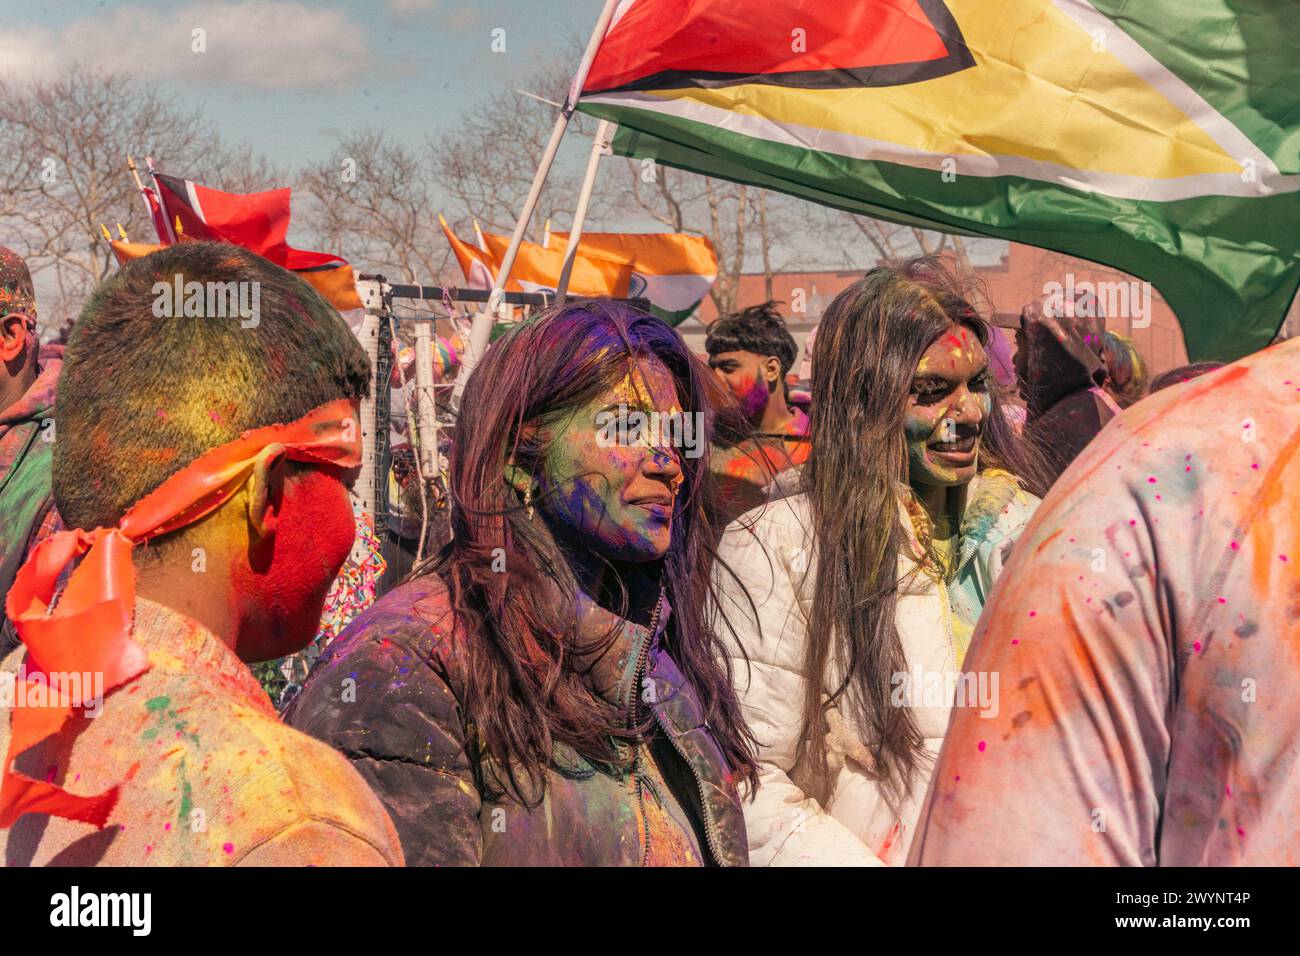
xmin=555 ymin=119 xmax=615 ymax=304
xmin=351 ymin=279 xmax=387 ymax=566
xmin=411 ymin=319 xmax=438 ymax=479
xmin=450 ymin=0 xmax=621 ymax=409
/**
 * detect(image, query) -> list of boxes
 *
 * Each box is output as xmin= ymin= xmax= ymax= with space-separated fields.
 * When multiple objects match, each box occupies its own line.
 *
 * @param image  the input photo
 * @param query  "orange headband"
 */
xmin=0 ymin=398 xmax=362 ymax=829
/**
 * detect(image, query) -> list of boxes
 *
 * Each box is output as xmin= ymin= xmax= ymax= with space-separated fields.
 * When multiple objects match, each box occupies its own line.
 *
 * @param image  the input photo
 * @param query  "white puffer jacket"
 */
xmin=714 ymin=471 xmax=1038 ymax=866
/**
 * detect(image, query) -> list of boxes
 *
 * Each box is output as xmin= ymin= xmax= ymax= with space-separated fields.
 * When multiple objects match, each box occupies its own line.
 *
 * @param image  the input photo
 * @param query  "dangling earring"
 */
xmin=524 ymin=486 xmax=534 ymax=521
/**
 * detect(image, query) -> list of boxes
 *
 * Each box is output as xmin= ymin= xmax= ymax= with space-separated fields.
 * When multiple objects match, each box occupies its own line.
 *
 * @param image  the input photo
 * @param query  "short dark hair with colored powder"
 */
xmin=705 ymin=301 xmax=798 ymax=378
xmin=54 ymin=241 xmax=370 ymax=530
xmin=1149 ymin=361 xmax=1226 ymax=393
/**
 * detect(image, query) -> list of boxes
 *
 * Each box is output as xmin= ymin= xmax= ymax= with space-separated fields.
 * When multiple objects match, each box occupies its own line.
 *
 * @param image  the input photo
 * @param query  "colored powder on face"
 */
xmin=737 ymin=372 xmax=769 ymax=420
xmin=223 ymin=842 xmax=235 ymax=854
xmin=977 ymin=741 xmax=987 ymax=752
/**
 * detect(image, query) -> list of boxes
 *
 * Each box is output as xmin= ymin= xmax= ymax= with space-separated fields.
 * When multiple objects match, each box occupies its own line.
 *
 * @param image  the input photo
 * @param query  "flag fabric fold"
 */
xmin=548 ymin=231 xmax=717 ymax=325
xmin=440 ymin=217 xmax=634 ymax=301
xmin=578 ymin=0 xmax=1300 ymax=359
xmin=130 ymin=172 xmax=363 ymax=312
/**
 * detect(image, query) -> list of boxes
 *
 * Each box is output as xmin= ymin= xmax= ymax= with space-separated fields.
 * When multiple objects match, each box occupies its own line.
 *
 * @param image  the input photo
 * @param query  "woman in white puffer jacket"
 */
xmin=712 ymin=258 xmax=1050 ymax=866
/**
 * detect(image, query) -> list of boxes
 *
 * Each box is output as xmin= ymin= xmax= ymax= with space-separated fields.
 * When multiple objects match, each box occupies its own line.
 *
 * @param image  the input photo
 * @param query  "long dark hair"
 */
xmin=417 ymin=299 xmax=758 ymax=804
xmin=802 ymin=256 xmax=1048 ymax=799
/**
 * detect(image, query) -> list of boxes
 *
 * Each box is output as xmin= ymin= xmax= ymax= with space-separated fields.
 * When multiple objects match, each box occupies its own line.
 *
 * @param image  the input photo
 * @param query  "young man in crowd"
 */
xmin=0 ymin=242 xmax=403 ymax=866
xmin=706 ymin=301 xmax=811 ymax=526
xmin=0 ymin=247 xmax=62 ymax=653
xmin=1014 ymin=290 xmax=1119 ymax=484
xmin=911 ymin=337 xmax=1300 ymax=865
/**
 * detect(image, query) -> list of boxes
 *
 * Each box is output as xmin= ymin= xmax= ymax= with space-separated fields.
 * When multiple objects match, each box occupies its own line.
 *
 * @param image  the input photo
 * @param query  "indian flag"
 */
xmin=576 ymin=0 xmax=1300 ymax=360
xmin=548 ymin=231 xmax=718 ymax=325
xmin=441 ymin=216 xmax=633 ymax=299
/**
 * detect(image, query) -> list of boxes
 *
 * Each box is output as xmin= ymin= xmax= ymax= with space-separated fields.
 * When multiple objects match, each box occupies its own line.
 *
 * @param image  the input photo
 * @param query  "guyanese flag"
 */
xmin=577 ymin=0 xmax=1300 ymax=360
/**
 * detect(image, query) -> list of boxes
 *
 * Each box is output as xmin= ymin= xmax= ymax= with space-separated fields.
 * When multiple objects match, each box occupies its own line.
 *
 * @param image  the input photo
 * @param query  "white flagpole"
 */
xmin=144 ymin=157 xmax=178 ymax=245
xmin=555 ymin=119 xmax=615 ymax=305
xmin=450 ymin=0 xmax=621 ymax=410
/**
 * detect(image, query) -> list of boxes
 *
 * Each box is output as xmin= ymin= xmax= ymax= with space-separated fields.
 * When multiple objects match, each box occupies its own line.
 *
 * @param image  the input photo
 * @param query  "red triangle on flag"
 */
xmin=584 ymin=0 xmax=973 ymax=94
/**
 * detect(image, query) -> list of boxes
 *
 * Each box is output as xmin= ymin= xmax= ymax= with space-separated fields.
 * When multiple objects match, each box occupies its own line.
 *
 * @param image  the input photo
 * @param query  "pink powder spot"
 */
xmin=1155 ymin=495 xmax=1162 ymax=501
xmin=1028 ymin=611 xmax=1036 ymax=618
xmin=1129 ymin=519 xmax=1137 ymax=526
xmin=1185 ymin=454 xmax=1192 ymax=460
xmin=1280 ymin=555 xmax=1289 ymax=563
xmin=208 ymin=410 xmax=223 ymax=424
xmin=223 ymin=842 xmax=235 ymax=854
xmin=1225 ymin=784 xmax=1233 ymax=797
xmin=164 ymin=823 xmax=172 ymax=831
xmin=145 ymin=845 xmax=152 ymax=854
xmin=1230 ymin=541 xmax=1240 ymax=550
xmin=1251 ymin=463 xmax=1259 ymax=470
xmin=955 ymin=775 xmax=961 ymax=781
xmin=1193 ymin=641 xmax=1202 ymax=653
xmin=977 ymin=741 xmax=987 ymax=753
xmin=1011 ymin=638 xmax=1020 ymax=646
xmin=1217 ymin=597 xmax=1227 ymax=604
xmin=1242 ymin=422 xmax=1251 ymax=429
xmin=1185 ymin=466 xmax=1191 ymax=472
xmin=1147 ymin=477 xmax=1157 ymax=484
xmin=1236 ymin=827 xmax=1246 ymax=838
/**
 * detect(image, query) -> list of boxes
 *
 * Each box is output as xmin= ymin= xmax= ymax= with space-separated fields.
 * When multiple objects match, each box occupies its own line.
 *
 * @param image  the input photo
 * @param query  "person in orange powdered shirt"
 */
xmin=0 ymin=242 xmax=402 ymax=866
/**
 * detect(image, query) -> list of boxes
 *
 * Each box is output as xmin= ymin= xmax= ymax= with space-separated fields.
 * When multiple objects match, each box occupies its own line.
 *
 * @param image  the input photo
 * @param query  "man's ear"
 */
xmin=763 ymin=355 xmax=782 ymax=385
xmin=0 ymin=314 xmax=29 ymax=363
xmin=247 ymin=451 xmax=291 ymax=541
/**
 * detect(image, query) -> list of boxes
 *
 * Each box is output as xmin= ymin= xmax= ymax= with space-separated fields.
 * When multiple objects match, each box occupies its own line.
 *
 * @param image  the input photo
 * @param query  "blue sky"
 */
xmin=4 ymin=0 xmax=1005 ymax=313
xmin=4 ymin=0 xmax=600 ymax=166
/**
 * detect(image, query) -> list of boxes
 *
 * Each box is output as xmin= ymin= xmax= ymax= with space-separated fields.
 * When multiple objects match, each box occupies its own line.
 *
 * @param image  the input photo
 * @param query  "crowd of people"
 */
xmin=0 ymin=238 xmax=1294 ymax=866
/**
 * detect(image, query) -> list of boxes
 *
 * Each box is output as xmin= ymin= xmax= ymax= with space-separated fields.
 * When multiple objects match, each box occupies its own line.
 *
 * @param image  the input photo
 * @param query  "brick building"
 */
xmin=685 ymin=242 xmax=1300 ymax=380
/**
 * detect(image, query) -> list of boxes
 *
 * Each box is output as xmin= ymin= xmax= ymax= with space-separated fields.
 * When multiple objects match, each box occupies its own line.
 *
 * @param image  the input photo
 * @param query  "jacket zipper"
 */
xmin=629 ymin=618 xmax=654 ymax=867
xmin=629 ymin=594 xmax=725 ymax=867
xmin=650 ymin=704 xmax=726 ymax=865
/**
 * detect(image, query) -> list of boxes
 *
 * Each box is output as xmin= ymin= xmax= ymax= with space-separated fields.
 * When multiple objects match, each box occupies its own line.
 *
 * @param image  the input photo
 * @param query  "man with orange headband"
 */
xmin=0 ymin=242 xmax=402 ymax=866
xmin=0 ymin=247 xmax=61 ymax=653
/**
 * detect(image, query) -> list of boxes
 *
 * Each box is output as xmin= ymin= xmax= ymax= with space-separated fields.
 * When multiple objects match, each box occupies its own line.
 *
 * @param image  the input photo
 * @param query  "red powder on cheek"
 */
xmin=232 ymin=467 xmax=356 ymax=657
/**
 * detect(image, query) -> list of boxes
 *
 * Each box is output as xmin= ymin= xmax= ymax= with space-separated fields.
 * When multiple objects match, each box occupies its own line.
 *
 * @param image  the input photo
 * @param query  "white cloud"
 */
xmin=0 ymin=2 xmax=371 ymax=90
xmin=386 ymin=0 xmax=440 ymax=18
xmin=444 ymin=5 xmax=481 ymax=31
xmin=384 ymin=0 xmax=479 ymax=30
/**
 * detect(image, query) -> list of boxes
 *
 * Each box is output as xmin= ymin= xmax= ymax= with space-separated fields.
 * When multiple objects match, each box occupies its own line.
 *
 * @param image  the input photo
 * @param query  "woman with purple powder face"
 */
xmin=286 ymin=298 xmax=757 ymax=866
